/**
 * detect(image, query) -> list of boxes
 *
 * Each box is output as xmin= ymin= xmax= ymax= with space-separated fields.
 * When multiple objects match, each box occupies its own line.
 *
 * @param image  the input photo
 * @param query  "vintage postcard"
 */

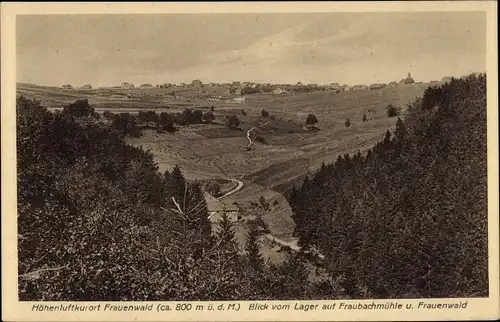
xmin=2 ymin=1 xmax=499 ymax=321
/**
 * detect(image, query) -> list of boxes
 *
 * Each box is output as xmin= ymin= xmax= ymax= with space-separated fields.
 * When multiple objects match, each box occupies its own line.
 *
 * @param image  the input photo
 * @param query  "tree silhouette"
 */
xmin=245 ymin=224 xmax=264 ymax=271
xmin=203 ymin=111 xmax=215 ymax=123
xmin=306 ymin=114 xmax=318 ymax=128
xmin=225 ymin=114 xmax=240 ymax=129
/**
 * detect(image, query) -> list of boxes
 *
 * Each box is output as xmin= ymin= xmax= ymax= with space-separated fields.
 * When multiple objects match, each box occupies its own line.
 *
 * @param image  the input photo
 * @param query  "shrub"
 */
xmin=261 ymin=109 xmax=269 ymax=117
xmin=205 ymin=180 xmax=221 ymax=197
xmin=203 ymin=111 xmax=215 ymax=123
xmin=193 ymin=110 xmax=204 ymax=124
xmin=62 ymin=99 xmax=99 ymax=119
xmin=306 ymin=114 xmax=318 ymax=128
xmin=386 ymin=104 xmax=401 ymax=117
xmin=225 ymin=114 xmax=240 ymax=129
xmin=255 ymin=136 xmax=267 ymax=144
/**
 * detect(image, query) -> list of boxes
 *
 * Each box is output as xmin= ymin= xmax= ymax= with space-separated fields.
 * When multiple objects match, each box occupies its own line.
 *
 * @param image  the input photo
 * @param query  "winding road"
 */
xmin=246 ymin=121 xmax=271 ymax=149
xmin=210 ymin=119 xmax=323 ymax=257
xmin=217 ymin=178 xmax=244 ymax=200
xmin=213 ymin=177 xmax=303 ymax=253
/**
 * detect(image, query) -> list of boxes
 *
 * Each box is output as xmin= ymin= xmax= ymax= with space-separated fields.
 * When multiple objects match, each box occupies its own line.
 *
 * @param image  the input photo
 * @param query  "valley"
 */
xmin=17 ymin=82 xmax=430 ymax=263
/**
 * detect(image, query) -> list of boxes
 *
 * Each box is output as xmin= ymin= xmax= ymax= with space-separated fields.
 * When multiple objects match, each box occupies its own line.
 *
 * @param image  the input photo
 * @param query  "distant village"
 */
xmin=59 ymin=72 xmax=468 ymax=93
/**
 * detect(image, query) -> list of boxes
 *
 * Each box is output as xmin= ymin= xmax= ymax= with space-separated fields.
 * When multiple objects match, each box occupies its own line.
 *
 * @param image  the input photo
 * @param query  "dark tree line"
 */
xmin=17 ymin=96 xmax=341 ymax=301
xmin=101 ymin=108 xmax=217 ymax=137
xmin=17 ymin=74 xmax=486 ymax=301
xmin=287 ymin=74 xmax=488 ymax=298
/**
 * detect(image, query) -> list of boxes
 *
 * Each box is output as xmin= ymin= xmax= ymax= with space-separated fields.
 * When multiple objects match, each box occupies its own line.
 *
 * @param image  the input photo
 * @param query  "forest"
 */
xmin=17 ymin=74 xmax=488 ymax=300
xmin=288 ymin=74 xmax=488 ymax=298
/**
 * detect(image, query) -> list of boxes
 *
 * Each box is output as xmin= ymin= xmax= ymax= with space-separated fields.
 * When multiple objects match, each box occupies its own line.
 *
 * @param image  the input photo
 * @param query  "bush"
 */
xmin=193 ymin=110 xmax=204 ymax=124
xmin=255 ymin=136 xmax=267 ymax=144
xmin=241 ymin=87 xmax=261 ymax=95
xmin=203 ymin=111 xmax=215 ymax=123
xmin=345 ymin=118 xmax=351 ymax=127
xmin=205 ymin=180 xmax=221 ymax=197
xmin=62 ymin=99 xmax=99 ymax=119
xmin=386 ymin=104 xmax=401 ymax=117
xmin=261 ymin=109 xmax=269 ymax=117
xmin=225 ymin=114 xmax=240 ymax=129
xmin=306 ymin=114 xmax=318 ymax=127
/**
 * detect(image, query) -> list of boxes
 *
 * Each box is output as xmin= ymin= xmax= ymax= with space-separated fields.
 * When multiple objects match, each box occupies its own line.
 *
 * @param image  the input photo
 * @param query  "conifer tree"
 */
xmin=245 ymin=224 xmax=264 ymax=271
xmin=395 ymin=117 xmax=407 ymax=140
xmin=217 ymin=212 xmax=237 ymax=253
xmin=164 ymin=165 xmax=187 ymax=208
xmin=384 ymin=129 xmax=392 ymax=144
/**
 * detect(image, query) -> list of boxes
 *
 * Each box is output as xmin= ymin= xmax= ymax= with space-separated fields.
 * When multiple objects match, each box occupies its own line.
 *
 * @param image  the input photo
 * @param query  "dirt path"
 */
xmin=263 ymin=234 xmax=325 ymax=259
xmin=246 ymin=121 xmax=271 ymax=149
xmin=263 ymin=233 xmax=300 ymax=251
xmin=217 ymin=178 xmax=244 ymax=199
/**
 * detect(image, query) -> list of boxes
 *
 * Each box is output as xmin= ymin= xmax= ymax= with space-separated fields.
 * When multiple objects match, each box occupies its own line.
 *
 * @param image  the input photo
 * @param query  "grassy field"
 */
xmin=17 ymin=82 xmax=431 ymax=262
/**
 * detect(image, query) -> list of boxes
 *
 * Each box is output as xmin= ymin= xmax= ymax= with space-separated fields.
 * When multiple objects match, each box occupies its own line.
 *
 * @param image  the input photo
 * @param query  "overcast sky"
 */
xmin=17 ymin=12 xmax=486 ymax=87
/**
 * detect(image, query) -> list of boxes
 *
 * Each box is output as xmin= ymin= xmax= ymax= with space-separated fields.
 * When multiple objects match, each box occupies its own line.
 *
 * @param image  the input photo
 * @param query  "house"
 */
xmin=78 ymin=84 xmax=92 ymax=90
xmin=272 ymin=88 xmax=287 ymax=95
xmin=231 ymin=87 xmax=242 ymax=95
xmin=60 ymin=84 xmax=74 ymax=90
xmin=161 ymin=83 xmax=172 ymax=88
xmin=232 ymin=81 xmax=241 ymax=87
xmin=140 ymin=84 xmax=154 ymax=89
xmin=388 ymin=82 xmax=398 ymax=88
xmin=370 ymin=83 xmax=386 ymax=90
xmin=402 ymin=72 xmax=415 ymax=85
xmin=352 ymin=85 xmax=367 ymax=91
xmin=233 ymin=97 xmax=246 ymax=103
xmin=329 ymin=83 xmax=340 ymax=91
xmin=204 ymin=192 xmax=240 ymax=222
xmin=179 ymin=83 xmax=187 ymax=88
xmin=340 ymin=85 xmax=351 ymax=91
xmin=121 ymin=82 xmax=135 ymax=89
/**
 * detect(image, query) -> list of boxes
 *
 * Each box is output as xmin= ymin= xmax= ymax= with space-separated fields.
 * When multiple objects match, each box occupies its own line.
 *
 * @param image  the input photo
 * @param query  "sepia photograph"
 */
xmin=2 ymin=2 xmax=499 ymax=321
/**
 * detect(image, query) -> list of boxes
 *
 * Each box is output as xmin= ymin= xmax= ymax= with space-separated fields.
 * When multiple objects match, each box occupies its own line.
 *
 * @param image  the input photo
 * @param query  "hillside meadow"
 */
xmin=17 ymin=82 xmax=429 ymax=250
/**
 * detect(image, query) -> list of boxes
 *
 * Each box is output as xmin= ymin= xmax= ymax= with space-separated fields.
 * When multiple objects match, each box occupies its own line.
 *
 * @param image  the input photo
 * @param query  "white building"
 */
xmin=233 ymin=97 xmax=246 ymax=103
xmin=205 ymin=193 xmax=240 ymax=223
xmin=272 ymin=88 xmax=287 ymax=95
xmin=329 ymin=83 xmax=340 ymax=91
